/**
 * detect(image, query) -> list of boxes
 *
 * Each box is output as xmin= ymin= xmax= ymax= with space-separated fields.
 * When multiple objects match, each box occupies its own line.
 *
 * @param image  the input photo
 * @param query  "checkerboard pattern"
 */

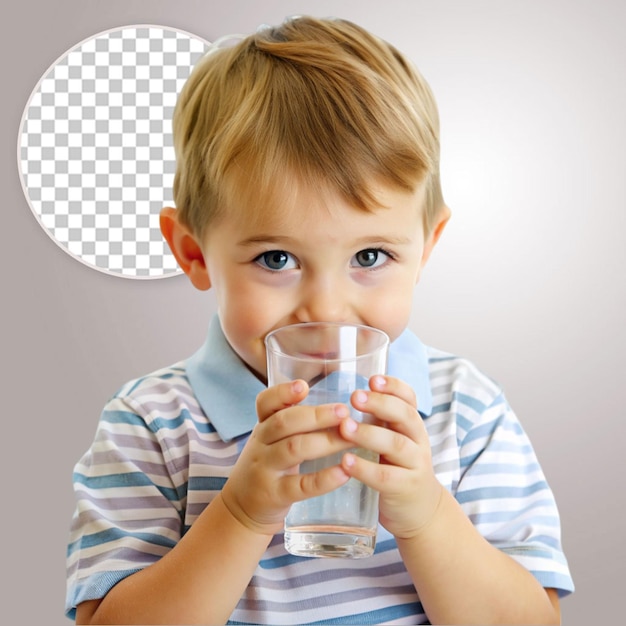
xmin=18 ymin=26 xmax=210 ymax=278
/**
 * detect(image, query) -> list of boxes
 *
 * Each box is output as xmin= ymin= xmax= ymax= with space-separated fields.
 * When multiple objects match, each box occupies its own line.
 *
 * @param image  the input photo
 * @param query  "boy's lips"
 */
xmin=300 ymin=351 xmax=339 ymax=360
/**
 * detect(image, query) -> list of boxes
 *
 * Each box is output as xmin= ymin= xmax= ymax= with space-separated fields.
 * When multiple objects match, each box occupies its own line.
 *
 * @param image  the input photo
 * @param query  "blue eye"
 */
xmin=255 ymin=250 xmax=298 ymax=271
xmin=351 ymin=248 xmax=390 ymax=269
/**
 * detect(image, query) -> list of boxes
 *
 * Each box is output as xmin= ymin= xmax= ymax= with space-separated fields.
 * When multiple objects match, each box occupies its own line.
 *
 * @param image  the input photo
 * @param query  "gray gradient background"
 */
xmin=3 ymin=0 xmax=623 ymax=623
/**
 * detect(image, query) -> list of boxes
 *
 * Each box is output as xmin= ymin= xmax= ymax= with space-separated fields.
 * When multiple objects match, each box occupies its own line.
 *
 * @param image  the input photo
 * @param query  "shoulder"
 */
xmin=102 ymin=361 xmax=202 ymax=432
xmin=424 ymin=346 xmax=514 ymax=441
xmin=426 ymin=346 xmax=503 ymax=402
xmin=115 ymin=360 xmax=191 ymax=400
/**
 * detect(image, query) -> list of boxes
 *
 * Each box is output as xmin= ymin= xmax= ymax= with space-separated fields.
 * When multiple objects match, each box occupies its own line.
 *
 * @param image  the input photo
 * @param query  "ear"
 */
xmin=417 ymin=204 xmax=451 ymax=276
xmin=160 ymin=207 xmax=211 ymax=291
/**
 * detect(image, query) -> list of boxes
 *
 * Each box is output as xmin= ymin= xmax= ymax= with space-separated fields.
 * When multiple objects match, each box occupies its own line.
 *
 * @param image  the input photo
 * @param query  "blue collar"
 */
xmin=186 ymin=316 xmax=433 ymax=442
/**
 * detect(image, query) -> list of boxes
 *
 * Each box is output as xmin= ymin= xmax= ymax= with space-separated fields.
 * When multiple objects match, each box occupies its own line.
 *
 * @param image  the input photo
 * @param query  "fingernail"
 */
xmin=334 ymin=404 xmax=349 ymax=418
xmin=292 ymin=380 xmax=304 ymax=394
xmin=372 ymin=375 xmax=386 ymax=388
xmin=344 ymin=418 xmax=358 ymax=433
xmin=343 ymin=453 xmax=356 ymax=468
xmin=334 ymin=466 xmax=350 ymax=481
xmin=355 ymin=390 xmax=368 ymax=404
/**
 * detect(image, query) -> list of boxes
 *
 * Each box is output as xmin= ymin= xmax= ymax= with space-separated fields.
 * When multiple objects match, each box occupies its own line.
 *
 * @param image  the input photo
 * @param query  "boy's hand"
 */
xmin=220 ymin=380 xmax=353 ymax=536
xmin=338 ymin=375 xmax=444 ymax=540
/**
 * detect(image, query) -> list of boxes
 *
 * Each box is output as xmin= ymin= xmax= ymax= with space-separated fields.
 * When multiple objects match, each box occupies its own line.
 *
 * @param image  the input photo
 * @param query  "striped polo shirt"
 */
xmin=66 ymin=316 xmax=574 ymax=623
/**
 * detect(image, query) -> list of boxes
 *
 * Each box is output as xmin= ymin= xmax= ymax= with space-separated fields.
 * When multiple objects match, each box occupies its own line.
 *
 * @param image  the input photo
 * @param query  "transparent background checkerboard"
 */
xmin=18 ymin=25 xmax=210 ymax=278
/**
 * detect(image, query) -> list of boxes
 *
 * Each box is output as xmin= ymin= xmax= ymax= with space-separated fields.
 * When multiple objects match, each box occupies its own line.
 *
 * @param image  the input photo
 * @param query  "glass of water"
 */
xmin=265 ymin=322 xmax=389 ymax=558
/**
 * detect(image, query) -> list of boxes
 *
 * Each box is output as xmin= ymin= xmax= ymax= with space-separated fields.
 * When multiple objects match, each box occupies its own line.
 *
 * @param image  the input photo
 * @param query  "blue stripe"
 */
xmin=102 ymin=408 xmax=216 ymax=434
xmin=455 ymin=412 xmax=474 ymax=434
xmin=73 ymin=470 xmax=180 ymax=501
xmin=471 ymin=507 xmax=559 ymax=526
xmin=462 ymin=461 xmax=541 ymax=476
xmin=101 ymin=409 xmax=148 ymax=426
xmin=188 ymin=476 xmax=227 ymax=491
xmin=456 ymin=481 xmax=550 ymax=504
xmin=525 ymin=534 xmax=562 ymax=550
xmin=430 ymin=401 xmax=451 ymax=416
xmin=228 ymin=602 xmax=425 ymax=626
xmin=374 ymin=537 xmax=400 ymax=554
xmin=501 ymin=542 xmax=562 ymax=558
xmin=431 ymin=394 xmax=506 ymax=424
xmin=429 ymin=355 xmax=457 ymax=363
xmin=306 ymin=602 xmax=425 ymax=625
xmin=259 ymin=536 xmax=399 ymax=571
xmin=124 ymin=378 xmax=146 ymax=396
xmin=460 ymin=439 xmax=534 ymax=469
xmin=68 ymin=528 xmax=176 ymax=555
xmin=259 ymin=550 xmax=314 ymax=570
xmin=122 ymin=371 xmax=183 ymax=396
xmin=463 ymin=414 xmax=523 ymax=445
xmin=534 ymin=572 xmax=575 ymax=596
xmin=452 ymin=391 xmax=490 ymax=413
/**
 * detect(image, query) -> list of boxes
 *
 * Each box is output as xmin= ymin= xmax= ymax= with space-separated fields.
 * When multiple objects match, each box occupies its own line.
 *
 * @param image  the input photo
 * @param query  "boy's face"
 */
xmin=163 ymin=183 xmax=447 ymax=381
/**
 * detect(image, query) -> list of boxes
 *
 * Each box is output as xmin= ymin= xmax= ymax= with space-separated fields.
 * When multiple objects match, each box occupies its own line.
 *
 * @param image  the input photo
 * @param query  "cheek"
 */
xmin=213 ymin=271 xmax=254 ymax=312
xmin=217 ymin=285 xmax=282 ymax=353
xmin=219 ymin=294 xmax=266 ymax=341
xmin=365 ymin=287 xmax=414 ymax=342
xmin=218 ymin=310 xmax=268 ymax=377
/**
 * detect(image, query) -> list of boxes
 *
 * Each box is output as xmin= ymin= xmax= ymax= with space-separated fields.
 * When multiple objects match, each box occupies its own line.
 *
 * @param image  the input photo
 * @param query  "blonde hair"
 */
xmin=172 ymin=16 xmax=444 ymax=239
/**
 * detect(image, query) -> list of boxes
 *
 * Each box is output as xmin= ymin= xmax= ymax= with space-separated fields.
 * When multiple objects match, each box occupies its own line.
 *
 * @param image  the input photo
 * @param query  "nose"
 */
xmin=295 ymin=276 xmax=352 ymax=323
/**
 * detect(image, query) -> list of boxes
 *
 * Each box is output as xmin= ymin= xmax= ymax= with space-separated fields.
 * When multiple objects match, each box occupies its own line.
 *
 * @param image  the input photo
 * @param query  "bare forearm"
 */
xmin=79 ymin=493 xmax=272 ymax=625
xmin=396 ymin=488 xmax=560 ymax=625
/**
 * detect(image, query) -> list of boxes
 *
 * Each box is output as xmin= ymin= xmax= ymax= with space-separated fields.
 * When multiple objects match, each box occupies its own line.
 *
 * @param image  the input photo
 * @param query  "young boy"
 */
xmin=66 ymin=16 xmax=574 ymax=624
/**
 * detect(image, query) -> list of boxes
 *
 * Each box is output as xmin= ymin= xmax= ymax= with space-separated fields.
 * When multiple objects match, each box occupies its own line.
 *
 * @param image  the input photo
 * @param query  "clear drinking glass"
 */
xmin=265 ymin=322 xmax=389 ymax=558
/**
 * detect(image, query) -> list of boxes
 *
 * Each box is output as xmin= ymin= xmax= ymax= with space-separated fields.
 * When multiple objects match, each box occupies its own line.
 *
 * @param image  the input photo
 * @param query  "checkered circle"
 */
xmin=18 ymin=25 xmax=211 ymax=278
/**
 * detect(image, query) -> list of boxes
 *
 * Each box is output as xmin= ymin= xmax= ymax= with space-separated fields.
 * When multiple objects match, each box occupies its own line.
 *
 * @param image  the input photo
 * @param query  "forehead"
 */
xmin=201 ymin=185 xmax=427 ymax=259
xmin=221 ymin=176 xmax=426 ymax=235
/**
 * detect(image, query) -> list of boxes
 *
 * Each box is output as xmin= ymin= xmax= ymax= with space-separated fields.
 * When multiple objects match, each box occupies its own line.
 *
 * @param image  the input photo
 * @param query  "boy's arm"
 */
xmin=395 ymin=486 xmax=561 ymax=625
xmin=341 ymin=375 xmax=563 ymax=625
xmin=76 ymin=492 xmax=272 ymax=625
xmin=77 ymin=382 xmax=352 ymax=625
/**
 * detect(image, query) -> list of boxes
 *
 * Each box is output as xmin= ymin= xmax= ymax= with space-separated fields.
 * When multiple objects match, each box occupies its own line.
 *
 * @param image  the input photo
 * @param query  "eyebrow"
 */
xmin=350 ymin=234 xmax=414 ymax=246
xmin=238 ymin=235 xmax=295 ymax=247
xmin=237 ymin=234 xmax=414 ymax=247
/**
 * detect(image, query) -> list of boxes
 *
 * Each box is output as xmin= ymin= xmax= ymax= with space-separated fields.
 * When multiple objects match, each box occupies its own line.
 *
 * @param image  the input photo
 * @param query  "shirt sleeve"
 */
xmin=65 ymin=391 xmax=188 ymax=619
xmin=454 ymin=392 xmax=575 ymax=597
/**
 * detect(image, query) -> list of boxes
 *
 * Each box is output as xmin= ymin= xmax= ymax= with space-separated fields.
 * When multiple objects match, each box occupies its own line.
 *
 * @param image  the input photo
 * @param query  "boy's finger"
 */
xmin=339 ymin=419 xmax=420 ymax=469
xmin=270 ymin=430 xmax=356 ymax=472
xmin=351 ymin=388 xmax=426 ymax=443
xmin=340 ymin=451 xmax=405 ymax=493
xmin=256 ymin=380 xmax=309 ymax=421
xmin=369 ymin=375 xmax=418 ymax=409
xmin=256 ymin=402 xmax=350 ymax=446
xmin=279 ymin=465 xmax=351 ymax=503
